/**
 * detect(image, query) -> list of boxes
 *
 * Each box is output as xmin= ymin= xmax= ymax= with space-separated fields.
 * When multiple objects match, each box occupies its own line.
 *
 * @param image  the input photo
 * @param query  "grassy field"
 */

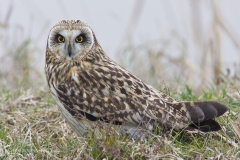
xmin=0 ymin=80 xmax=239 ymax=159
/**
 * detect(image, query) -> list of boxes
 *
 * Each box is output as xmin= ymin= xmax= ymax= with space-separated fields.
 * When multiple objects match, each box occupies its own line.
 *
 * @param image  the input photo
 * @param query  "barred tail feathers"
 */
xmin=183 ymin=101 xmax=229 ymax=132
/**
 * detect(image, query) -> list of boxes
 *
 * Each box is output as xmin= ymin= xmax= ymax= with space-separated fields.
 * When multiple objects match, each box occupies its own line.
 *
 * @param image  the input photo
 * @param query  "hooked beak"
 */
xmin=68 ymin=44 xmax=72 ymax=57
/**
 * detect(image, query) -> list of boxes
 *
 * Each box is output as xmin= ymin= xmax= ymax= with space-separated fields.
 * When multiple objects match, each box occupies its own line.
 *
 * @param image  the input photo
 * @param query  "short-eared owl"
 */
xmin=45 ymin=20 xmax=229 ymax=139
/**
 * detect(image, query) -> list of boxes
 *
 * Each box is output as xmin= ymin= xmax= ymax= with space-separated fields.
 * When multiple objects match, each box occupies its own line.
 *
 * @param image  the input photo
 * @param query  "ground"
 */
xmin=0 ymin=83 xmax=239 ymax=159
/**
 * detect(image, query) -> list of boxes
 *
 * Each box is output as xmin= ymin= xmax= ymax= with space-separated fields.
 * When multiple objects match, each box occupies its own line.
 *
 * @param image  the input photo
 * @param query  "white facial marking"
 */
xmin=48 ymin=25 xmax=94 ymax=59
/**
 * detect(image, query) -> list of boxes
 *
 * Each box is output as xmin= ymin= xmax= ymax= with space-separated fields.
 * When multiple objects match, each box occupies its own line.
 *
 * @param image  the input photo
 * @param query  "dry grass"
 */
xmin=0 ymin=84 xmax=239 ymax=159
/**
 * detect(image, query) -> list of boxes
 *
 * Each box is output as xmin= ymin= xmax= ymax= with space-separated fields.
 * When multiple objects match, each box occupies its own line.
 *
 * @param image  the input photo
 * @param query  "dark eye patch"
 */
xmin=77 ymin=33 xmax=87 ymax=43
xmin=55 ymin=34 xmax=64 ymax=43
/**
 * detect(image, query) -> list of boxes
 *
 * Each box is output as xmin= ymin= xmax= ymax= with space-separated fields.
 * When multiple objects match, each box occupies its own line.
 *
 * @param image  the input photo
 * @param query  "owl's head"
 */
xmin=47 ymin=20 xmax=96 ymax=60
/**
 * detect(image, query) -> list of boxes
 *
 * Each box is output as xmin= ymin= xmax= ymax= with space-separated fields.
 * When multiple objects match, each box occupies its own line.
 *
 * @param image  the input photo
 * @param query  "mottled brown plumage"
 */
xmin=45 ymin=20 xmax=229 ymax=139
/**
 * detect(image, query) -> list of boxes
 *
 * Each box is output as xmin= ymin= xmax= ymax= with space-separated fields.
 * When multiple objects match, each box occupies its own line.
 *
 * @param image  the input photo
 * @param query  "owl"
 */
xmin=45 ymin=20 xmax=229 ymax=139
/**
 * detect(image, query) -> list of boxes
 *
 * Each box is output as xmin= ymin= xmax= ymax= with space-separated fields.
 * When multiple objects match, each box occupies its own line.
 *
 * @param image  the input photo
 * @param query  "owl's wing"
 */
xmin=56 ymin=61 xmax=229 ymax=131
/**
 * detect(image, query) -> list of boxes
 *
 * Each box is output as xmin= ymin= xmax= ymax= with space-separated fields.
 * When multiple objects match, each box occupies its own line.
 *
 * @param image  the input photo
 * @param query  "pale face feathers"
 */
xmin=47 ymin=21 xmax=95 ymax=60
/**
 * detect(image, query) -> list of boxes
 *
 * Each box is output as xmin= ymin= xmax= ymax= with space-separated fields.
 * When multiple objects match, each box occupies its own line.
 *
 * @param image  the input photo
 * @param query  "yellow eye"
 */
xmin=75 ymin=36 xmax=83 ymax=43
xmin=57 ymin=35 xmax=65 ymax=43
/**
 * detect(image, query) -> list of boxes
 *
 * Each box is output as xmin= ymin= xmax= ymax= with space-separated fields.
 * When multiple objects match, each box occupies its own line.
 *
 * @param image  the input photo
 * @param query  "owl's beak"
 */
xmin=68 ymin=44 xmax=72 ymax=57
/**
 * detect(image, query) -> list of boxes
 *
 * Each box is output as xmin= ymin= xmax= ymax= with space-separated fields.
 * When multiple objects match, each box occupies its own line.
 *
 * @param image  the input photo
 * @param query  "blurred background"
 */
xmin=0 ymin=0 xmax=239 ymax=92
